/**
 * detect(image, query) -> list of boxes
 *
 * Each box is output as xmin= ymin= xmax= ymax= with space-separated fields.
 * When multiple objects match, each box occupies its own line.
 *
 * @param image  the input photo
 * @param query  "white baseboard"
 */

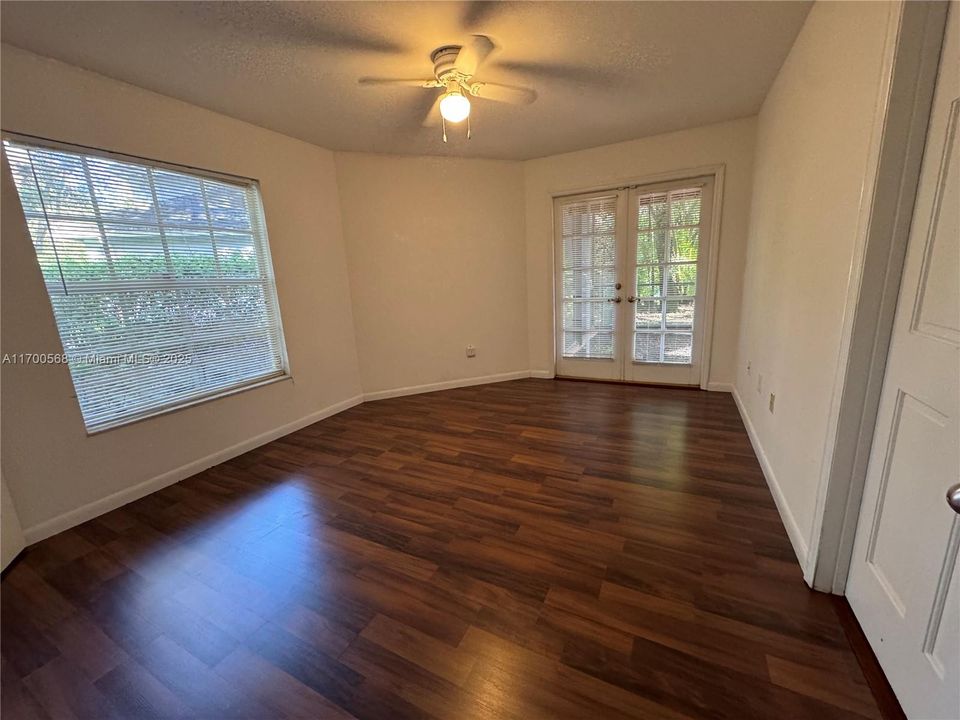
xmin=22 ymin=371 xmax=560 ymax=544
xmin=362 ymin=370 xmax=532 ymax=402
xmin=706 ymin=381 xmax=733 ymax=392
xmin=22 ymin=394 xmax=364 ymax=545
xmin=529 ymin=369 xmax=556 ymax=379
xmin=731 ymin=386 xmax=810 ymax=573
xmin=21 ymin=375 xmax=804 ymax=558
xmin=23 ymin=370 xmax=549 ymax=544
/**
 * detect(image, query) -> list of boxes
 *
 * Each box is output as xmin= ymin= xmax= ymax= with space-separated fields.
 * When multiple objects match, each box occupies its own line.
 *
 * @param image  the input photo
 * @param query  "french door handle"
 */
xmin=948 ymin=483 xmax=960 ymax=514
xmin=607 ymin=296 xmax=622 ymax=303
xmin=627 ymin=296 xmax=637 ymax=303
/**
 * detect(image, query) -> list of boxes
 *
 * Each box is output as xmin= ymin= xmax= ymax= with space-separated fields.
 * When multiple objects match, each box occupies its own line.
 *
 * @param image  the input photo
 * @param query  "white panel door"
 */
xmin=846 ymin=11 xmax=959 ymax=719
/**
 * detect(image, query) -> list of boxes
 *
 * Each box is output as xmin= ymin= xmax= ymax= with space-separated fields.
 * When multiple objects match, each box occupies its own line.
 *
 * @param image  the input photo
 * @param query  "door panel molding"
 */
xmin=922 ymin=517 xmax=959 ymax=675
xmin=863 ymin=390 xmax=948 ymax=617
xmin=912 ymin=97 xmax=959 ymax=345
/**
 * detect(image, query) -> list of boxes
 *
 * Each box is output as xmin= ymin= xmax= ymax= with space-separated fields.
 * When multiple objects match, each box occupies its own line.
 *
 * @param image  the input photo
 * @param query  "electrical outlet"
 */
xmin=769 ymin=393 xmax=776 ymax=413
xmin=757 ymin=373 xmax=763 ymax=394
xmin=465 ymin=344 xmax=476 ymax=358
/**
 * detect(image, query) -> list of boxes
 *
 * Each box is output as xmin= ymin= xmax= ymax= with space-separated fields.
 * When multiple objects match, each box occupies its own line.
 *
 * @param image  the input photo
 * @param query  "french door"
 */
xmin=554 ymin=177 xmax=714 ymax=385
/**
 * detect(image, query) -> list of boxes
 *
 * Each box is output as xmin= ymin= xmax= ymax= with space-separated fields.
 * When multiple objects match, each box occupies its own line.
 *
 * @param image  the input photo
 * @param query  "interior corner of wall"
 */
xmin=731 ymin=384 xmax=810 ymax=575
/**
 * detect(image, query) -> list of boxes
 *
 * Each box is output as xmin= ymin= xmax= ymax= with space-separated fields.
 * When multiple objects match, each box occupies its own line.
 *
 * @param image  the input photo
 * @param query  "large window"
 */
xmin=3 ymin=136 xmax=288 ymax=432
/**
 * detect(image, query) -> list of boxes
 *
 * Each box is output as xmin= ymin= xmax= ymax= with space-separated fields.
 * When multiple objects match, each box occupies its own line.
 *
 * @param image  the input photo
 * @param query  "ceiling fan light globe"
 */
xmin=439 ymin=92 xmax=471 ymax=123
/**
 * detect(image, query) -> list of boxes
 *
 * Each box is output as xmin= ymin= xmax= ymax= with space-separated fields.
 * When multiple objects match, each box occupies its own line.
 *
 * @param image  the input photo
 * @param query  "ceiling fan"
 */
xmin=359 ymin=35 xmax=537 ymax=141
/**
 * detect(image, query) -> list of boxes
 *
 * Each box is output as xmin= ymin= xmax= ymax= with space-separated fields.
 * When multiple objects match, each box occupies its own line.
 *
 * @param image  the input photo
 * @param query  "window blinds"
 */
xmin=560 ymin=196 xmax=618 ymax=359
xmin=633 ymin=187 xmax=701 ymax=364
xmin=3 ymin=137 xmax=288 ymax=431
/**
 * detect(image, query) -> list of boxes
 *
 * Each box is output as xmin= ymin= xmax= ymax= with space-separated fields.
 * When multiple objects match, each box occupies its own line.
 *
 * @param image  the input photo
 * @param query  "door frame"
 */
xmin=807 ymin=0 xmax=950 ymax=591
xmin=550 ymin=164 xmax=726 ymax=390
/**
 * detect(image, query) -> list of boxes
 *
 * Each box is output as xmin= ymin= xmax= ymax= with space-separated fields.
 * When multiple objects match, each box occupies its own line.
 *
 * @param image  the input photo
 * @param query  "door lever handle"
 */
xmin=607 ymin=296 xmax=622 ymax=303
xmin=627 ymin=296 xmax=637 ymax=303
xmin=948 ymin=483 xmax=960 ymax=515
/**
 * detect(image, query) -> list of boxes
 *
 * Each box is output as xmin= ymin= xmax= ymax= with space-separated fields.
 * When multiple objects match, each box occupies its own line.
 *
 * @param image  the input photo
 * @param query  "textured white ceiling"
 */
xmin=0 ymin=1 xmax=811 ymax=160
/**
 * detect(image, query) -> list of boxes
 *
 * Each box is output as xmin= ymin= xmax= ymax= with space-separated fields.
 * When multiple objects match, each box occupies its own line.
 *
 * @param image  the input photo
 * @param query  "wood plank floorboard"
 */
xmin=2 ymin=379 xmax=888 ymax=719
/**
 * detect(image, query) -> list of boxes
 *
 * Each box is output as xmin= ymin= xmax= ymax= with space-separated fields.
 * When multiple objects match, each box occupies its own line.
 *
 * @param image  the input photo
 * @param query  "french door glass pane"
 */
xmin=635 ymin=332 xmax=693 ymax=364
xmin=670 ymin=227 xmax=700 ymax=262
xmin=665 ymin=297 xmax=695 ymax=329
xmin=635 ymin=299 xmax=661 ymax=328
xmin=634 ymin=332 xmax=661 ymax=362
xmin=664 ymin=333 xmax=693 ymax=363
xmin=666 ymin=263 xmax=697 ymax=297
xmin=636 ymin=230 xmax=667 ymax=264
xmin=560 ymin=196 xmax=618 ymax=359
xmin=635 ymin=265 xmax=661 ymax=298
xmin=563 ymin=267 xmax=616 ymax=299
xmin=563 ymin=299 xmax=615 ymax=331
xmin=633 ymin=188 xmax=702 ymax=364
xmin=564 ymin=330 xmax=614 ymax=359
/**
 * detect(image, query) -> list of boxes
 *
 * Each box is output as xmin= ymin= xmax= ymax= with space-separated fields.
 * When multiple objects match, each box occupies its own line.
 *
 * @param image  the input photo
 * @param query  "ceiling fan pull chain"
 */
xmin=467 ymin=114 xmax=472 ymax=140
xmin=441 ymin=115 xmax=448 ymax=143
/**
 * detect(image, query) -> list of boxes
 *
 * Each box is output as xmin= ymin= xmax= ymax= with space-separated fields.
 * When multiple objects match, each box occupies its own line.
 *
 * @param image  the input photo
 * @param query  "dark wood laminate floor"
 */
xmin=2 ymin=379 xmax=885 ymax=720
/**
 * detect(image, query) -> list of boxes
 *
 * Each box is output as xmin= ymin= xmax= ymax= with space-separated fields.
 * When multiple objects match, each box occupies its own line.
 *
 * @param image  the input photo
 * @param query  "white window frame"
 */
xmin=2 ymin=132 xmax=290 ymax=433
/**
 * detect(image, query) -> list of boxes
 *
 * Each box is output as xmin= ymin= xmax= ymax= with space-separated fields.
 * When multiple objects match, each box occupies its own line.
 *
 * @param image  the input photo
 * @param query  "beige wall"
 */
xmin=335 ymin=153 xmax=528 ymax=395
xmin=734 ymin=2 xmax=892 ymax=563
xmin=1 ymin=45 xmax=363 ymax=536
xmin=1 ymin=470 xmax=25 ymax=569
xmin=523 ymin=117 xmax=757 ymax=386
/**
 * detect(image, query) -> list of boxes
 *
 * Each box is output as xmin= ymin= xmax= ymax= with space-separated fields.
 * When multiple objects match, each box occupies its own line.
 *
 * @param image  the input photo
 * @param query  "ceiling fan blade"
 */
xmin=197 ymin=5 xmax=405 ymax=54
xmin=359 ymin=77 xmax=437 ymax=88
xmin=460 ymin=1 xmax=503 ymax=31
xmin=492 ymin=61 xmax=617 ymax=86
xmin=454 ymin=35 xmax=495 ymax=77
xmin=472 ymin=82 xmax=537 ymax=105
xmin=422 ymin=95 xmax=443 ymax=127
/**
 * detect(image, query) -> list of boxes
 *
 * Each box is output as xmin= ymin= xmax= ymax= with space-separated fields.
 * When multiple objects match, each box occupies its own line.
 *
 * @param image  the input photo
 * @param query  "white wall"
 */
xmin=0 ymin=45 xmax=364 ymax=539
xmin=523 ymin=117 xmax=757 ymax=386
xmin=733 ymin=2 xmax=893 ymax=567
xmin=1 ymin=470 xmax=25 ymax=569
xmin=335 ymin=153 xmax=529 ymax=396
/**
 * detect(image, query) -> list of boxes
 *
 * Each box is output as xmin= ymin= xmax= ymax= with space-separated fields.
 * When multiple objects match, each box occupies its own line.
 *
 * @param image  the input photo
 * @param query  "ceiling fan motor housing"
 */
xmin=431 ymin=45 xmax=465 ymax=81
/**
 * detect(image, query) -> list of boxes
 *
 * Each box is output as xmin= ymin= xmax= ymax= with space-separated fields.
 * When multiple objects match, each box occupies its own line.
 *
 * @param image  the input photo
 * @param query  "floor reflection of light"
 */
xmin=197 ymin=476 xmax=331 ymax=582
xmin=629 ymin=402 xmax=692 ymax=488
xmin=466 ymin=631 xmax=527 ymax=719
xmin=205 ymin=476 xmax=318 ymax=533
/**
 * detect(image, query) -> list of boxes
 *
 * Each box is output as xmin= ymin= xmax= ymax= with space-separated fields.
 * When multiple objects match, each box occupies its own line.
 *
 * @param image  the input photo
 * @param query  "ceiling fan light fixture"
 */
xmin=439 ymin=91 xmax=471 ymax=123
xmin=358 ymin=36 xmax=536 ymax=136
